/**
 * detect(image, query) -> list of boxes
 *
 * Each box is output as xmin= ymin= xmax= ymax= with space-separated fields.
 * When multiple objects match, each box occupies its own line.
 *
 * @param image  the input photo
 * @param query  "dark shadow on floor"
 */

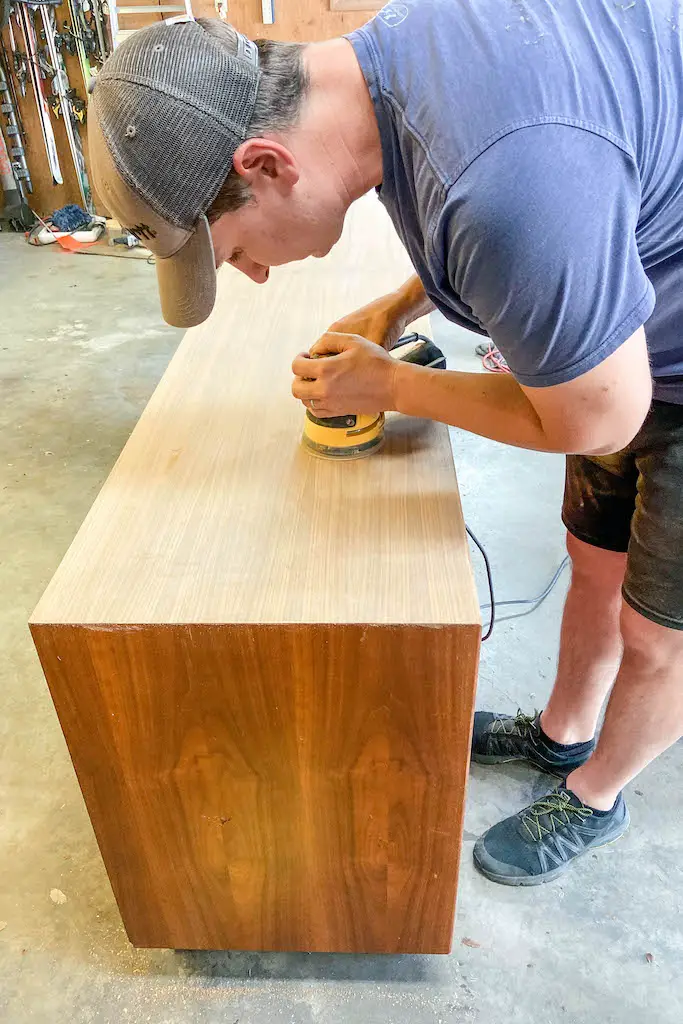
xmin=174 ymin=949 xmax=441 ymax=983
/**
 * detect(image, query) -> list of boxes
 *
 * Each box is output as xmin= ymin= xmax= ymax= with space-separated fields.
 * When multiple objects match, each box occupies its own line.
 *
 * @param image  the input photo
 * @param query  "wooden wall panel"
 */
xmin=31 ymin=195 xmax=480 ymax=952
xmin=194 ymin=0 xmax=372 ymax=42
xmin=330 ymin=1 xmax=383 ymax=12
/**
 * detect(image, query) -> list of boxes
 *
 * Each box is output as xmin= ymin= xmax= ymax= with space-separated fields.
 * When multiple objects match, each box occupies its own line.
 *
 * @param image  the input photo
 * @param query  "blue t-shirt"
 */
xmin=348 ymin=0 xmax=683 ymax=403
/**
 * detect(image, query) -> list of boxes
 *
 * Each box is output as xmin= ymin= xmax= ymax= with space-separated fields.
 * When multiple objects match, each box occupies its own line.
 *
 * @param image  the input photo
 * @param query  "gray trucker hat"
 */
xmin=89 ymin=18 xmax=260 ymax=328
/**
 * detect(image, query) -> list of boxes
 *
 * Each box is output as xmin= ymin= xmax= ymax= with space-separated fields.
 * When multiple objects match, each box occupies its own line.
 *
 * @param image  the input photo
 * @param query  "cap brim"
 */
xmin=156 ymin=215 xmax=217 ymax=329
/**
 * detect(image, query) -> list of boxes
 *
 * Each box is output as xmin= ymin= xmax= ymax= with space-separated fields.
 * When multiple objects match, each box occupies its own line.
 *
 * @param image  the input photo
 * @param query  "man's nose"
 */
xmin=239 ymin=258 xmax=270 ymax=284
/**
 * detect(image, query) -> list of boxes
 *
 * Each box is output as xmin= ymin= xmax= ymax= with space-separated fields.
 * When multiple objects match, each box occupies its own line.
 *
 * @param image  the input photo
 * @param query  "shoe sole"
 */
xmin=471 ymin=752 xmax=575 ymax=778
xmin=473 ymin=820 xmax=630 ymax=887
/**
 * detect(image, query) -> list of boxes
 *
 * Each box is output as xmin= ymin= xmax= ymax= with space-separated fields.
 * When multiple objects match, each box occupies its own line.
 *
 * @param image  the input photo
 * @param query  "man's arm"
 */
xmin=387 ymin=274 xmax=435 ymax=329
xmin=393 ymin=327 xmax=651 ymax=454
xmin=292 ymin=327 xmax=651 ymax=455
xmin=297 ymin=129 xmax=655 ymax=455
xmin=327 ymin=274 xmax=435 ymax=348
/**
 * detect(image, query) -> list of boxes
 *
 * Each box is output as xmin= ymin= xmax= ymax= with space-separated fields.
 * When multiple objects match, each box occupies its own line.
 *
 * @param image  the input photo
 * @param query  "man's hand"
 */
xmin=327 ymin=298 xmax=407 ymax=351
xmin=292 ymin=332 xmax=398 ymax=416
xmin=325 ymin=275 xmax=435 ymax=350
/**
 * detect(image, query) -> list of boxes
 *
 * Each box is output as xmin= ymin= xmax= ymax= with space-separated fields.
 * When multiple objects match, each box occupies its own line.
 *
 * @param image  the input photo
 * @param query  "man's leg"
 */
xmin=567 ymin=602 xmax=683 ymax=809
xmin=540 ymin=533 xmax=626 ymax=745
xmin=470 ymin=532 xmax=625 ymax=773
xmin=472 ymin=402 xmax=683 ymax=884
xmin=568 ymin=401 xmax=683 ymax=807
xmin=471 ymin=448 xmax=636 ymax=773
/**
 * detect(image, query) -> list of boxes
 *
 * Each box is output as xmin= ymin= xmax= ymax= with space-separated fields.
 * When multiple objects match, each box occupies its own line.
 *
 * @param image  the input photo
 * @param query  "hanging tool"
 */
xmin=13 ymin=2 xmax=62 ymax=183
xmin=6 ymin=12 xmax=27 ymax=95
xmin=0 ymin=42 xmax=33 ymax=226
xmin=38 ymin=1 xmax=93 ymax=210
xmin=0 ymin=36 xmax=31 ymax=191
xmin=65 ymin=0 xmax=96 ymax=90
xmin=82 ymin=0 xmax=107 ymax=62
xmin=0 ymin=126 xmax=32 ymax=227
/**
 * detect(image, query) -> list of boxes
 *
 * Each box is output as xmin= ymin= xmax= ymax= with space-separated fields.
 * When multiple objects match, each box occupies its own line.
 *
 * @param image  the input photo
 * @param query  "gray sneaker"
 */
xmin=471 ymin=709 xmax=595 ymax=776
xmin=473 ymin=785 xmax=630 ymax=886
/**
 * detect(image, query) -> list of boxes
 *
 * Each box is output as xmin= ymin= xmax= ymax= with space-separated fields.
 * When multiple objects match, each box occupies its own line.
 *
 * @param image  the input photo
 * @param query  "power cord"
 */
xmin=474 ymin=340 xmax=511 ymax=374
xmin=466 ymin=526 xmax=570 ymax=642
xmin=465 ymin=526 xmax=496 ymax=641
xmin=385 ymin=335 xmax=567 ymax=641
xmin=399 ymin=337 xmax=569 ymax=642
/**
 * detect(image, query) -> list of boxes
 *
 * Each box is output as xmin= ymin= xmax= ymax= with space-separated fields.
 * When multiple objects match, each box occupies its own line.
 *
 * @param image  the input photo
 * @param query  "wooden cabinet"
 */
xmin=31 ymin=197 xmax=481 ymax=952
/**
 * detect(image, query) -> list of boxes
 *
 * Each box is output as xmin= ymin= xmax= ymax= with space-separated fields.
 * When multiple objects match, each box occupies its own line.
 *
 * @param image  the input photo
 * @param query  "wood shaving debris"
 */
xmin=462 ymin=937 xmax=481 ymax=948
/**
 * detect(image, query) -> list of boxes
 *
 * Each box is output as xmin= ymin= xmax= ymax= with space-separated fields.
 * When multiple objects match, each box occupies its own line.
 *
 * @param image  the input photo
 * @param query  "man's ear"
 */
xmin=233 ymin=139 xmax=299 ymax=193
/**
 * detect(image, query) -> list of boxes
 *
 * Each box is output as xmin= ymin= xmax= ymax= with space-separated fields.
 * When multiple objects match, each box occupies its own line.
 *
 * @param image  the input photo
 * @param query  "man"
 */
xmin=89 ymin=0 xmax=683 ymax=886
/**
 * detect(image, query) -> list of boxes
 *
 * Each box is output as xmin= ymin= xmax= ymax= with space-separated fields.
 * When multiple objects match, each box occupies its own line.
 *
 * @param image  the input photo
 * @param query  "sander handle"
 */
xmin=303 ymin=334 xmax=446 ymax=428
xmin=389 ymin=332 xmax=447 ymax=370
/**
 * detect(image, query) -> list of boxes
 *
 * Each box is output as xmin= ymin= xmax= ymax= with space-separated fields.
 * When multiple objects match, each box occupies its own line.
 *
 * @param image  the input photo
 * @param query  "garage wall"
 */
xmin=1 ymin=1 xmax=91 ymax=219
xmin=201 ymin=0 xmax=373 ymax=42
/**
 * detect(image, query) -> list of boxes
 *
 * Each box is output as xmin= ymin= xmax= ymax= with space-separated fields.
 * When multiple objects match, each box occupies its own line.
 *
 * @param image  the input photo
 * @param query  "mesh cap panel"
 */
xmin=93 ymin=20 xmax=260 ymax=229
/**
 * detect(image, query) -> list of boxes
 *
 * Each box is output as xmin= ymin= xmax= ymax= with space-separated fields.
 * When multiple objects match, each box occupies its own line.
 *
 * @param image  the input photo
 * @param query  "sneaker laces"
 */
xmin=491 ymin=708 xmax=539 ymax=737
xmin=521 ymin=790 xmax=593 ymax=842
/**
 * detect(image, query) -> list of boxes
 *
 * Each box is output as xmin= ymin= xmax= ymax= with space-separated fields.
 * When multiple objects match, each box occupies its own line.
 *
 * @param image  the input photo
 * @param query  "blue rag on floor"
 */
xmin=51 ymin=204 xmax=90 ymax=232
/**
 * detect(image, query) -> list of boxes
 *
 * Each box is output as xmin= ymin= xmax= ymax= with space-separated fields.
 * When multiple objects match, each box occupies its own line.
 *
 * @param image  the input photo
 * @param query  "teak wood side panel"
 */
xmin=31 ymin=622 xmax=479 ymax=952
xmin=31 ymin=198 xmax=480 ymax=952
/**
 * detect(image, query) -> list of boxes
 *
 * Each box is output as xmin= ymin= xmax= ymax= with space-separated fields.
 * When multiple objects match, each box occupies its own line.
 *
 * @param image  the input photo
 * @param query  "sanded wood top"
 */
xmin=32 ymin=196 xmax=479 ymax=627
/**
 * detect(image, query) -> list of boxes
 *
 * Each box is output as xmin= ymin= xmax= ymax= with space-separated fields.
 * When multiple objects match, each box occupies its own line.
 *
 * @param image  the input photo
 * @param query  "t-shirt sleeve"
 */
xmin=439 ymin=124 xmax=655 ymax=387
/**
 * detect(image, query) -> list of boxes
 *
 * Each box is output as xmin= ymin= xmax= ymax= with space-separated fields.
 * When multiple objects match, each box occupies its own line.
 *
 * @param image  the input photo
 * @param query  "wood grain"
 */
xmin=197 ymin=0 xmax=373 ymax=43
xmin=330 ymin=1 xmax=384 ymax=12
xmin=31 ymin=197 xmax=479 ymax=628
xmin=31 ymin=197 xmax=481 ymax=952
xmin=32 ymin=622 xmax=479 ymax=951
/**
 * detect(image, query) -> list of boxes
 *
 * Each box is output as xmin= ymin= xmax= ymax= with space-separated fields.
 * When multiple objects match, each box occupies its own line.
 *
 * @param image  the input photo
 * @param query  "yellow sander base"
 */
xmin=302 ymin=411 xmax=385 ymax=460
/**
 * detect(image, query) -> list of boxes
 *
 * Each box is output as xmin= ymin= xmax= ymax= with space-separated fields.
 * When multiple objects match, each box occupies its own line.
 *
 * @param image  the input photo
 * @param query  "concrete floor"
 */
xmin=1 ymin=232 xmax=681 ymax=1023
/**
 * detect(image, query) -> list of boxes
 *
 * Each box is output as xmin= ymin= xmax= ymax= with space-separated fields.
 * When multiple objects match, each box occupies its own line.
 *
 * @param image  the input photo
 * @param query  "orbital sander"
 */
xmin=301 ymin=333 xmax=446 ymax=460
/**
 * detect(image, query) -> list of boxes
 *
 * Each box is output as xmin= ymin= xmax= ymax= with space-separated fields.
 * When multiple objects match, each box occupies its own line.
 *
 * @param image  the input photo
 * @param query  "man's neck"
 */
xmin=300 ymin=37 xmax=383 ymax=203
